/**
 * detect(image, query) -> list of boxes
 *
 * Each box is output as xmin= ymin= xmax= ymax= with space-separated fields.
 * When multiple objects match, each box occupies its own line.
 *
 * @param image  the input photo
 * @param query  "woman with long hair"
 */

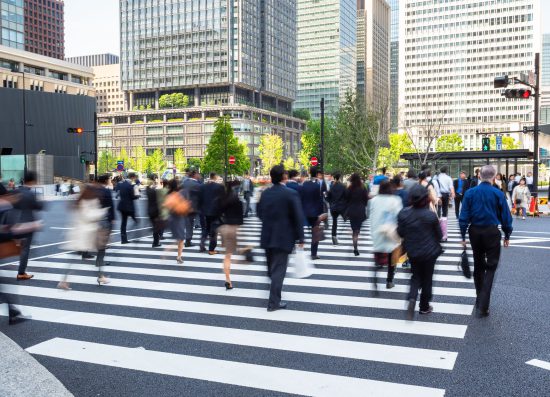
xmin=494 ymin=173 xmax=507 ymax=194
xmin=218 ymin=180 xmax=244 ymax=289
xmin=512 ymin=177 xmax=531 ymax=220
xmin=345 ymin=173 xmax=369 ymax=256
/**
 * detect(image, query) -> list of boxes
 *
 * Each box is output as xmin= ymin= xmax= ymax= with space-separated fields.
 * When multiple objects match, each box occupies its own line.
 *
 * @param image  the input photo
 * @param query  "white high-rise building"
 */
xmin=399 ymin=0 xmax=541 ymax=151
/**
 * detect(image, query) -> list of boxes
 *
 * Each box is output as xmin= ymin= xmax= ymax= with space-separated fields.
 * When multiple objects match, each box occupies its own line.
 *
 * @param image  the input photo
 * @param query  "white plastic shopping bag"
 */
xmin=290 ymin=247 xmax=315 ymax=278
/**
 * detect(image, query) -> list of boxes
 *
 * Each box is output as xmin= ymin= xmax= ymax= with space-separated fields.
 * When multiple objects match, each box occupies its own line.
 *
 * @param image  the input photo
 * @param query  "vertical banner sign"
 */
xmin=496 ymin=135 xmax=503 ymax=151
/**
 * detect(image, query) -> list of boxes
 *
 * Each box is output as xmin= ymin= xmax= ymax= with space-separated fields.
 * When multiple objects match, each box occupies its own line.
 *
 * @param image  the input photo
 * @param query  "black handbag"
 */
xmin=459 ymin=250 xmax=471 ymax=279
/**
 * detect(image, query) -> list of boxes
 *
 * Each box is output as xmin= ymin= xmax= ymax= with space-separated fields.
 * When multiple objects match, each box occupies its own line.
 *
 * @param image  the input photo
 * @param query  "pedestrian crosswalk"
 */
xmin=1 ymin=217 xmax=477 ymax=396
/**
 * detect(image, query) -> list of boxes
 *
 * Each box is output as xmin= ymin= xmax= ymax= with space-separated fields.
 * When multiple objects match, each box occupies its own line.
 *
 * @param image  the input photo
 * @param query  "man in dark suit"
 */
xmin=182 ymin=170 xmax=202 ymax=247
xmin=95 ymin=174 xmax=115 ymax=268
xmin=258 ymin=165 xmax=305 ymax=312
xmin=299 ymin=166 xmax=325 ymax=260
xmin=117 ymin=172 xmax=138 ymax=244
xmin=13 ymin=171 xmax=44 ymax=280
xmin=241 ymin=172 xmax=255 ymax=217
xmin=453 ymin=171 xmax=471 ymax=219
xmin=200 ymin=173 xmax=225 ymax=254
xmin=146 ymin=177 xmax=162 ymax=248
xmin=286 ymin=169 xmax=300 ymax=192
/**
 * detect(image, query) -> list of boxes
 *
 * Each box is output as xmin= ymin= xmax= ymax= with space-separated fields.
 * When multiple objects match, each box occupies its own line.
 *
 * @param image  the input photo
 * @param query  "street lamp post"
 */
xmin=320 ymin=98 xmax=325 ymax=174
xmin=224 ymin=116 xmax=228 ymax=182
xmin=22 ymin=71 xmax=28 ymax=176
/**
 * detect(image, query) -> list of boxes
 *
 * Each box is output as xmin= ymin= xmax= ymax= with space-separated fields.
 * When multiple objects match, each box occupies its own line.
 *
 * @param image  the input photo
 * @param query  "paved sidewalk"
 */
xmin=0 ymin=332 xmax=73 ymax=397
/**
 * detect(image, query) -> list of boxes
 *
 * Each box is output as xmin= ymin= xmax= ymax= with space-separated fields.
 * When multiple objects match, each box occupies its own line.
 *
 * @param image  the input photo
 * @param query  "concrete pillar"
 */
xmin=128 ymin=92 xmax=134 ymax=110
xmin=184 ymin=112 xmax=188 ymax=122
xmin=275 ymin=98 xmax=279 ymax=113
xmin=194 ymin=87 xmax=200 ymax=107
xmin=229 ymin=84 xmax=235 ymax=105
xmin=155 ymin=90 xmax=160 ymax=110
xmin=201 ymin=111 xmax=205 ymax=120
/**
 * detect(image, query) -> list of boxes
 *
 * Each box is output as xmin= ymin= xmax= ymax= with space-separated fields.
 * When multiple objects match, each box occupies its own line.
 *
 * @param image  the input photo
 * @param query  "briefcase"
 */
xmin=458 ymin=249 xmax=471 ymax=279
xmin=0 ymin=240 xmax=21 ymax=259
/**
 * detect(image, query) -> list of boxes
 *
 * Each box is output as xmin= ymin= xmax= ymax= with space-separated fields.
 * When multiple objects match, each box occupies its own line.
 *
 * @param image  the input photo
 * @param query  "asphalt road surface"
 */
xmin=1 ymin=198 xmax=549 ymax=396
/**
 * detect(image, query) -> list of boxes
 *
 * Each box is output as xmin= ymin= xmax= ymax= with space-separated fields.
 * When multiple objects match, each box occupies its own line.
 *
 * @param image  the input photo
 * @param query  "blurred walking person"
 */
xmin=218 ymin=181 xmax=244 ymax=289
xmin=241 ymin=172 xmax=255 ymax=217
xmin=117 ymin=173 xmax=138 ymax=244
xmin=368 ymin=180 xmax=403 ymax=289
xmin=165 ymin=179 xmax=191 ymax=264
xmin=460 ymin=165 xmax=513 ymax=317
xmin=94 ymin=175 xmax=115 ymax=284
xmin=344 ymin=173 xmax=369 ymax=256
xmin=398 ymin=185 xmax=443 ymax=318
xmin=59 ymin=184 xmax=108 ymax=289
xmin=512 ymin=178 xmax=531 ymax=220
xmin=299 ymin=166 xmax=325 ymax=260
xmin=200 ymin=172 xmax=225 ymax=254
xmin=453 ymin=171 xmax=471 ymax=219
xmin=181 ymin=170 xmax=202 ymax=247
xmin=326 ymin=172 xmax=347 ymax=245
xmin=286 ymin=169 xmax=301 ymax=192
xmin=258 ymin=165 xmax=305 ymax=311
xmin=146 ymin=176 xmax=162 ymax=247
xmin=13 ymin=171 xmax=44 ymax=280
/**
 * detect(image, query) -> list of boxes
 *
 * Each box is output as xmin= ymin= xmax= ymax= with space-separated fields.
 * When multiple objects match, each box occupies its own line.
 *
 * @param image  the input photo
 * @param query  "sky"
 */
xmin=65 ymin=0 xmax=550 ymax=59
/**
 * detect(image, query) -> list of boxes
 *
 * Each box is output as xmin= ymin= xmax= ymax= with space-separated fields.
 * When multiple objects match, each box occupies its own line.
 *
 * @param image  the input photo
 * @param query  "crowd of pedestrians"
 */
xmin=0 ymin=161 xmax=519 ymax=322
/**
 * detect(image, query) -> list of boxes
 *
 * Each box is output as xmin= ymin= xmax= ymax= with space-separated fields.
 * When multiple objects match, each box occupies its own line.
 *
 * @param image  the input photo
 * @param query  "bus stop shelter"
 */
xmin=400 ymin=149 xmax=534 ymax=178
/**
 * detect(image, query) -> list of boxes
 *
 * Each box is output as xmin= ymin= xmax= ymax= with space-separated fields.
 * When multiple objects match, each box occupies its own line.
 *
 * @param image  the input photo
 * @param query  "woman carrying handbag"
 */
xmin=512 ymin=178 xmax=531 ymax=220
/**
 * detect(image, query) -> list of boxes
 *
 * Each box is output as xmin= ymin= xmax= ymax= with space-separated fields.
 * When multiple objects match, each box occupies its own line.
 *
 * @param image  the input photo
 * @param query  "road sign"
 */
xmin=481 ymin=137 xmax=490 ymax=151
xmin=117 ymin=160 xmax=124 ymax=172
xmin=310 ymin=157 xmax=318 ymax=166
xmin=496 ymin=135 xmax=503 ymax=151
xmin=228 ymin=156 xmax=236 ymax=165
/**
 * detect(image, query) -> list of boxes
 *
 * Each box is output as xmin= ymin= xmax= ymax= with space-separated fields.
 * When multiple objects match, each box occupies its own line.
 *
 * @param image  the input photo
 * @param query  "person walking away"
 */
xmin=241 ymin=172 xmax=255 ymax=217
xmin=368 ymin=180 xmax=403 ymax=289
xmin=146 ymin=176 xmax=162 ymax=247
xmin=117 ymin=173 xmax=138 ymax=244
xmin=453 ymin=171 xmax=471 ymax=219
xmin=299 ymin=166 xmax=325 ymax=260
xmin=512 ymin=178 xmax=531 ymax=220
xmin=13 ymin=171 xmax=44 ymax=280
xmin=181 ymin=170 xmax=202 ymax=247
xmin=218 ymin=180 xmax=244 ymax=289
xmin=165 ymin=179 xmax=190 ymax=264
xmin=59 ymin=184 xmax=108 ymax=289
xmin=435 ymin=167 xmax=454 ymax=242
xmin=525 ymin=172 xmax=534 ymax=193
xmin=157 ymin=179 xmax=170 ymax=240
xmin=403 ymin=169 xmax=418 ymax=191
xmin=200 ymin=172 xmax=225 ymax=254
xmin=397 ymin=185 xmax=443 ymax=318
xmin=392 ymin=175 xmax=409 ymax=208
xmin=286 ymin=169 xmax=301 ymax=192
xmin=344 ymin=173 xmax=369 ymax=256
xmin=258 ymin=165 xmax=305 ymax=312
xmin=94 ymin=175 xmax=114 ymax=284
xmin=494 ymin=173 xmax=507 ymax=194
xmin=326 ymin=172 xmax=347 ymax=245
xmin=459 ymin=165 xmax=513 ymax=317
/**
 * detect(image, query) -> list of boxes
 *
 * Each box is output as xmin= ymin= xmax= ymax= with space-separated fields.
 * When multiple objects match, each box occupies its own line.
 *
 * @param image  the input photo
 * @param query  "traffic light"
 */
xmin=67 ymin=127 xmax=84 ymax=134
xmin=482 ymin=137 xmax=491 ymax=151
xmin=80 ymin=154 xmax=86 ymax=164
xmin=502 ymin=89 xmax=532 ymax=99
xmin=494 ymin=75 xmax=509 ymax=88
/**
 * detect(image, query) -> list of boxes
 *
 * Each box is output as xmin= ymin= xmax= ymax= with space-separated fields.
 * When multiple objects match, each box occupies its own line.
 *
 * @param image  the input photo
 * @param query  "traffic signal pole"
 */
xmin=533 ymin=53 xmax=540 ymax=196
xmin=94 ymin=112 xmax=98 ymax=181
xmin=320 ymin=98 xmax=325 ymax=174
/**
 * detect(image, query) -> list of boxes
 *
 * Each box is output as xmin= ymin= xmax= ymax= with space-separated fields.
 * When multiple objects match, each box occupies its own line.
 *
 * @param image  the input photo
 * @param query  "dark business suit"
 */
xmin=453 ymin=178 xmax=471 ymax=219
xmin=241 ymin=178 xmax=255 ymax=217
xmin=326 ymin=181 xmax=347 ymax=237
xmin=258 ymin=184 xmax=305 ymax=309
xmin=116 ymin=180 xmax=137 ymax=243
xmin=96 ymin=185 xmax=115 ymax=267
xmin=13 ymin=186 xmax=43 ymax=275
xmin=299 ymin=179 xmax=324 ymax=257
xmin=200 ymin=181 xmax=225 ymax=251
xmin=146 ymin=185 xmax=162 ymax=246
xmin=182 ymin=178 xmax=201 ymax=244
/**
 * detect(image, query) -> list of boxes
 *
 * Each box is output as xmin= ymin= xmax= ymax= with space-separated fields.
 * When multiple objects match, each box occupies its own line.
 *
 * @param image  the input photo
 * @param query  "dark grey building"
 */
xmin=119 ymin=0 xmax=296 ymax=114
xmin=65 ymin=53 xmax=120 ymax=68
xmin=0 ymin=88 xmax=96 ymax=181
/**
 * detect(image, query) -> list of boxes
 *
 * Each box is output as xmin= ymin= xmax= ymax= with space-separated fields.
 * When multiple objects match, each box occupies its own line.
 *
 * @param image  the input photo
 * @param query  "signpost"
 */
xmin=229 ymin=156 xmax=236 ymax=165
xmin=496 ymin=135 xmax=503 ymax=151
xmin=310 ymin=157 xmax=318 ymax=166
xmin=117 ymin=160 xmax=124 ymax=172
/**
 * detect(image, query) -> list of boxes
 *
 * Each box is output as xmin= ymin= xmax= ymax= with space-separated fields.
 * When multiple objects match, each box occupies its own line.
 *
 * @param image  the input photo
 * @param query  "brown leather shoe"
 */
xmin=16 ymin=273 xmax=34 ymax=280
xmin=208 ymin=250 xmax=219 ymax=255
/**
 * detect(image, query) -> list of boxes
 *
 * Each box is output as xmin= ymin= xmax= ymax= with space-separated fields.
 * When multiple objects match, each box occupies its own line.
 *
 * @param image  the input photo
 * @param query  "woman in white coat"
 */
xmin=512 ymin=178 xmax=531 ymax=220
xmin=59 ymin=185 xmax=108 ymax=289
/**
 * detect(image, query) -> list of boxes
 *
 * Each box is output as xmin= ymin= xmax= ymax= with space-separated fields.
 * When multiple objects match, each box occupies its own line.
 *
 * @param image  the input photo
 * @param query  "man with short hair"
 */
xmin=525 ymin=172 xmax=534 ymax=192
xmin=200 ymin=172 xmax=225 ymax=254
xmin=299 ymin=166 xmax=325 ymax=260
xmin=117 ymin=172 xmax=138 ymax=244
xmin=286 ymin=169 xmax=300 ymax=192
xmin=403 ymin=169 xmax=418 ymax=191
xmin=181 ymin=170 xmax=202 ymax=247
xmin=241 ymin=172 xmax=255 ymax=217
xmin=459 ymin=165 xmax=513 ymax=317
xmin=453 ymin=171 xmax=471 ymax=219
xmin=435 ymin=166 xmax=455 ymax=218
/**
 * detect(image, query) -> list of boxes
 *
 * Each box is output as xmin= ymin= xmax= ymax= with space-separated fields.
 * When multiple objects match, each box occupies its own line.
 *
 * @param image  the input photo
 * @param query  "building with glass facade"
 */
xmin=296 ymin=0 xmax=356 ymax=118
xmin=66 ymin=53 xmax=119 ymax=68
xmin=24 ymin=0 xmax=64 ymax=59
xmin=542 ymin=33 xmax=550 ymax=87
xmin=389 ymin=0 xmax=398 ymax=131
xmin=399 ymin=0 xmax=541 ymax=152
xmin=1 ymin=0 xmax=24 ymax=50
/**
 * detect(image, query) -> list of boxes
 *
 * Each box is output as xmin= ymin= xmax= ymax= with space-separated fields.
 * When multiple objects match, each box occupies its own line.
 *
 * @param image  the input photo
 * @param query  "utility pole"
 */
xmin=94 ymin=112 xmax=98 ymax=181
xmin=320 ymin=98 xmax=325 ymax=174
xmin=224 ymin=116 xmax=228 ymax=182
xmin=533 ymin=52 xmax=540 ymax=197
xmin=22 ymin=71 xmax=27 ymax=176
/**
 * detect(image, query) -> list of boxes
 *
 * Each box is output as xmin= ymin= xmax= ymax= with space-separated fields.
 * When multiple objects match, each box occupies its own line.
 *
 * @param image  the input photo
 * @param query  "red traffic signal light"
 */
xmin=521 ymin=89 xmax=532 ymax=99
xmin=67 ymin=127 xmax=84 ymax=134
xmin=502 ymin=89 xmax=533 ymax=99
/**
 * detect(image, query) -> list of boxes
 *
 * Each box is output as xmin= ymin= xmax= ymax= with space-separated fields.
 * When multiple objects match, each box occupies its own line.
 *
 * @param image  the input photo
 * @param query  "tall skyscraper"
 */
xmin=542 ymin=33 xmax=550 ymax=87
xmin=389 ymin=0 xmax=398 ymax=131
xmin=120 ymin=0 xmax=296 ymax=114
xmin=399 ymin=0 xmax=541 ymax=151
xmin=24 ymin=0 xmax=64 ymax=59
xmin=356 ymin=0 xmax=390 ymax=112
xmin=0 ymin=0 xmax=24 ymax=50
xmin=296 ymin=0 xmax=357 ymax=118
xmin=66 ymin=53 xmax=119 ymax=68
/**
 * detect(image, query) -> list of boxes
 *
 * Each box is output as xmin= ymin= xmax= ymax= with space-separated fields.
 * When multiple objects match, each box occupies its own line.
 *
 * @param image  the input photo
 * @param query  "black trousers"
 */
xmin=438 ymin=193 xmax=450 ymax=218
xmin=18 ymin=233 xmax=33 ymax=275
xmin=330 ymin=210 xmax=343 ymax=237
xmin=243 ymin=192 xmax=252 ymax=217
xmin=469 ymin=225 xmax=502 ymax=312
xmin=408 ymin=256 xmax=437 ymax=311
xmin=265 ymin=248 xmax=290 ymax=309
xmin=202 ymin=216 xmax=219 ymax=251
xmin=119 ymin=211 xmax=134 ymax=242
xmin=307 ymin=216 xmax=319 ymax=257
xmin=150 ymin=217 xmax=162 ymax=246
xmin=454 ymin=195 xmax=463 ymax=219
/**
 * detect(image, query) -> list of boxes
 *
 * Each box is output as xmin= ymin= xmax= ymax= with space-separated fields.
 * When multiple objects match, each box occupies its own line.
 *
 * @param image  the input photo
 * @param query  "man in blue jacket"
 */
xmin=258 ymin=165 xmax=305 ymax=312
xmin=459 ymin=165 xmax=513 ymax=317
xmin=299 ymin=166 xmax=325 ymax=260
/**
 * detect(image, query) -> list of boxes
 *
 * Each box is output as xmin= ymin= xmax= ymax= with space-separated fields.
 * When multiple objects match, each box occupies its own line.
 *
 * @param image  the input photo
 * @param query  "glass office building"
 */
xmin=542 ymin=33 xmax=550 ymax=87
xmin=0 ymin=0 xmax=24 ymax=50
xmin=389 ymin=0 xmax=398 ymax=131
xmin=296 ymin=0 xmax=356 ymax=118
xmin=119 ymin=0 xmax=296 ymax=114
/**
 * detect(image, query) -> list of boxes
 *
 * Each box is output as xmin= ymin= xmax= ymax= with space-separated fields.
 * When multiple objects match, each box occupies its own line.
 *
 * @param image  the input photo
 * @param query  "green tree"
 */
xmin=158 ymin=95 xmax=167 ymax=109
xmin=489 ymin=136 xmax=520 ymax=150
xmin=98 ymin=150 xmax=116 ymax=174
xmin=292 ymin=108 xmax=311 ymax=121
xmin=182 ymin=94 xmax=189 ymax=107
xmin=173 ymin=148 xmax=187 ymax=173
xmin=259 ymin=134 xmax=284 ymax=174
xmin=146 ymin=148 xmax=166 ymax=177
xmin=436 ymin=133 xmax=464 ymax=152
xmin=132 ymin=146 xmax=147 ymax=174
xmin=139 ymin=105 xmax=145 ymax=111
xmin=118 ymin=147 xmax=133 ymax=171
xmin=202 ymin=116 xmax=250 ymax=177
xmin=299 ymin=120 xmax=321 ymax=169
xmin=283 ymin=157 xmax=296 ymax=170
xmin=377 ymin=133 xmax=415 ymax=170
xmin=187 ymin=157 xmax=202 ymax=172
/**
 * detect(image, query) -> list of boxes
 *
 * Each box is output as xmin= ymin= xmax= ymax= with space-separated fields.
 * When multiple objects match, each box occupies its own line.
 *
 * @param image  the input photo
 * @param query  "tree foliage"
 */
xmin=377 ymin=133 xmax=415 ymax=170
xmin=283 ymin=157 xmax=296 ymax=170
xmin=146 ymin=148 xmax=165 ymax=177
xmin=259 ymin=134 xmax=284 ymax=174
xmin=436 ymin=133 xmax=464 ymax=152
xmin=292 ymin=108 xmax=311 ymax=121
xmin=202 ymin=116 xmax=250 ymax=177
xmin=132 ymin=146 xmax=147 ymax=174
xmin=187 ymin=157 xmax=202 ymax=172
xmin=299 ymin=120 xmax=321 ymax=170
xmin=117 ymin=147 xmax=133 ymax=171
xmin=173 ymin=148 xmax=187 ymax=173
xmin=98 ymin=150 xmax=116 ymax=175
xmin=159 ymin=93 xmax=189 ymax=109
xmin=489 ymin=136 xmax=520 ymax=150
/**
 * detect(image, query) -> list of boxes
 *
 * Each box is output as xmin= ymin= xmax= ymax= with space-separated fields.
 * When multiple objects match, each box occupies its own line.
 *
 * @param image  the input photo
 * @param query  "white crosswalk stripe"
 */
xmin=2 ymin=216 xmax=481 ymax=395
